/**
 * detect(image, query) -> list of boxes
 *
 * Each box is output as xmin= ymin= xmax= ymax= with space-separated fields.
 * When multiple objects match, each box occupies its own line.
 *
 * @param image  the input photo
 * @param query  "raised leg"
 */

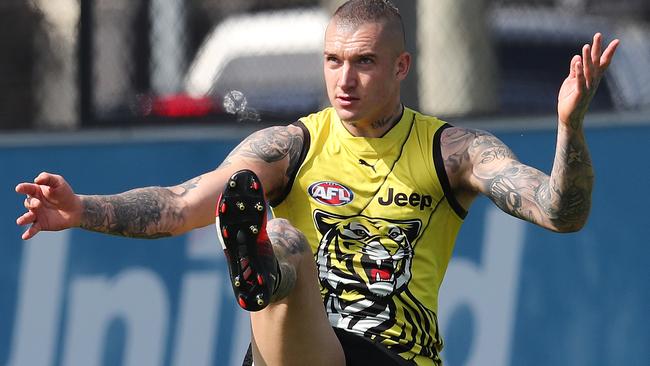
xmin=216 ymin=170 xmax=345 ymax=366
xmin=250 ymin=218 xmax=345 ymax=366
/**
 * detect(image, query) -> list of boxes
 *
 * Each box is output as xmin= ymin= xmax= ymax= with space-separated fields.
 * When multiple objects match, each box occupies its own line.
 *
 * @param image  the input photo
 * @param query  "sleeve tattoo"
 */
xmin=80 ymin=176 xmax=202 ymax=238
xmin=444 ymin=128 xmax=593 ymax=231
xmin=219 ymin=126 xmax=304 ymax=178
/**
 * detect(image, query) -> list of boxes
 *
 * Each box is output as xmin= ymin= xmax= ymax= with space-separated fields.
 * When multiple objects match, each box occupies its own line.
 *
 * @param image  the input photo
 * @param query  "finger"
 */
xmin=34 ymin=172 xmax=64 ymax=188
xmin=582 ymin=44 xmax=593 ymax=89
xmin=15 ymin=182 xmax=41 ymax=196
xmin=24 ymin=196 xmax=43 ymax=210
xmin=600 ymin=39 xmax=620 ymax=69
xmin=16 ymin=211 xmax=37 ymax=226
xmin=591 ymin=33 xmax=602 ymax=69
xmin=569 ymin=55 xmax=581 ymax=78
xmin=575 ymin=57 xmax=586 ymax=93
xmin=22 ymin=222 xmax=42 ymax=240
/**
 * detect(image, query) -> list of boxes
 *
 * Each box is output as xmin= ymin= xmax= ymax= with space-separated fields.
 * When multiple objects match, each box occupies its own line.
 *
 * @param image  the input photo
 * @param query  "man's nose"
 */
xmin=338 ymin=62 xmax=357 ymax=90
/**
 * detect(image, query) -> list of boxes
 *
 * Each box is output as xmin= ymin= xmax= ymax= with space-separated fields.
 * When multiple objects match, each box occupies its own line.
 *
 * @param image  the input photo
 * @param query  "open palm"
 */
xmin=558 ymin=33 xmax=619 ymax=129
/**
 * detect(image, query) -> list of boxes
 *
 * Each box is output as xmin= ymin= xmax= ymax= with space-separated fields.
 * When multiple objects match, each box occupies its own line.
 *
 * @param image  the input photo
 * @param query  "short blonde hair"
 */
xmin=332 ymin=0 xmax=405 ymax=46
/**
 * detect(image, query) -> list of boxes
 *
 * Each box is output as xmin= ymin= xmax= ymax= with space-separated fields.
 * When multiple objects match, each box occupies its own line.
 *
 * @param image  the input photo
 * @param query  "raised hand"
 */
xmin=558 ymin=33 xmax=619 ymax=129
xmin=15 ymin=172 xmax=83 ymax=240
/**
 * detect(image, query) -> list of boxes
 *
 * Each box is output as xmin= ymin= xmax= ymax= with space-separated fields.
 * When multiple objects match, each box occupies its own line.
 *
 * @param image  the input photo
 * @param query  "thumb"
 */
xmin=34 ymin=172 xmax=65 ymax=188
xmin=34 ymin=173 xmax=71 ymax=201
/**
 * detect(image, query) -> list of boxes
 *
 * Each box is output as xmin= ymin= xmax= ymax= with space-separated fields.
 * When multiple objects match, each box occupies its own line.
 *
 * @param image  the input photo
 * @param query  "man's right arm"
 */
xmin=78 ymin=177 xmax=203 ymax=239
xmin=16 ymin=124 xmax=306 ymax=240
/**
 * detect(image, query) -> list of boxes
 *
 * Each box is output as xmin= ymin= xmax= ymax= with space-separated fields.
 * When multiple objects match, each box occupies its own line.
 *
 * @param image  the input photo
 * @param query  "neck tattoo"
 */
xmin=371 ymin=117 xmax=392 ymax=129
xmin=371 ymin=104 xmax=403 ymax=130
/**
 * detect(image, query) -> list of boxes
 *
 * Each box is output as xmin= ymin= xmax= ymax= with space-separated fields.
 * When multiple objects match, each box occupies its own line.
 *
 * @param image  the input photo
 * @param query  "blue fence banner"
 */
xmin=1 ymin=121 xmax=648 ymax=366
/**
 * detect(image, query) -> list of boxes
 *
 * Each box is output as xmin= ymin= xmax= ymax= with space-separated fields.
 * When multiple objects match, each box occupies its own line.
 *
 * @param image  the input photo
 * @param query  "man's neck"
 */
xmin=341 ymin=103 xmax=404 ymax=138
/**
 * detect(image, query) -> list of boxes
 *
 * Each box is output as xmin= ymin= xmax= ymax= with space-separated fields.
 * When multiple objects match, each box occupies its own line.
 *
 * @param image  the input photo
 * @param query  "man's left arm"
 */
xmin=443 ymin=33 xmax=619 ymax=232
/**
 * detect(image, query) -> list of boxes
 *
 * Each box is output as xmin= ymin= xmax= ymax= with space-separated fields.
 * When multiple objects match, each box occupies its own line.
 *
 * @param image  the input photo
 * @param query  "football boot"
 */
xmin=216 ymin=169 xmax=278 ymax=311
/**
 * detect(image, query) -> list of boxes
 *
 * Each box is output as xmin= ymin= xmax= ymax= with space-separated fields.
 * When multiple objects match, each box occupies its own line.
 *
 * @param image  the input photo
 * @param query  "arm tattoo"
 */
xmin=449 ymin=126 xmax=593 ymax=232
xmin=250 ymin=128 xmax=299 ymax=163
xmin=467 ymin=133 xmax=517 ymax=167
xmin=441 ymin=128 xmax=472 ymax=174
xmin=177 ymin=176 xmax=202 ymax=197
xmin=219 ymin=126 xmax=304 ymax=178
xmin=542 ymin=130 xmax=593 ymax=230
xmin=489 ymin=173 xmax=522 ymax=213
xmin=80 ymin=176 xmax=202 ymax=238
xmin=485 ymin=164 xmax=536 ymax=217
xmin=442 ymin=128 xmax=515 ymax=174
xmin=535 ymin=178 xmax=589 ymax=222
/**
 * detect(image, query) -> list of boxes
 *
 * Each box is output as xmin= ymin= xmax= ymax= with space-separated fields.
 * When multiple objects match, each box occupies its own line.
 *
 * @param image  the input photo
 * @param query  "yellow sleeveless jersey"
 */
xmin=271 ymin=107 xmax=466 ymax=365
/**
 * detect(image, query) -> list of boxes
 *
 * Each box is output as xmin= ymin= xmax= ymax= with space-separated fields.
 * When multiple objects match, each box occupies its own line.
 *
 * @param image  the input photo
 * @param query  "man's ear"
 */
xmin=395 ymin=52 xmax=411 ymax=81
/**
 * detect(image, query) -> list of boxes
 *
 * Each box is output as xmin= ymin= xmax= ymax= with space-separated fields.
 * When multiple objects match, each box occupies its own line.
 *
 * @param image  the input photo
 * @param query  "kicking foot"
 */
xmin=216 ymin=169 xmax=278 ymax=311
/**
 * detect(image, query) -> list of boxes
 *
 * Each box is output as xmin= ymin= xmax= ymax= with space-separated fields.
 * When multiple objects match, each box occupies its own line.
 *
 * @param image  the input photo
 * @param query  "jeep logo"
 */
xmin=309 ymin=181 xmax=354 ymax=206
xmin=378 ymin=188 xmax=432 ymax=210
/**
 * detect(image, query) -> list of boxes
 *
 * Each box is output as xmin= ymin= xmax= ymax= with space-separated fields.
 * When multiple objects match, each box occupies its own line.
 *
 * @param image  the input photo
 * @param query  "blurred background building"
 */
xmin=1 ymin=0 xmax=648 ymax=130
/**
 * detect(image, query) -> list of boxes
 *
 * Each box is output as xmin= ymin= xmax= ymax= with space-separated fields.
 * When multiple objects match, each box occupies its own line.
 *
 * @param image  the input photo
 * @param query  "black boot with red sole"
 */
xmin=216 ymin=169 xmax=278 ymax=312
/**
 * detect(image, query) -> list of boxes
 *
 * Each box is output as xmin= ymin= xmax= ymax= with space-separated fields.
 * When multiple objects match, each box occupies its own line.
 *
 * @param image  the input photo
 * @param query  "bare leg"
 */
xmin=250 ymin=218 xmax=345 ymax=366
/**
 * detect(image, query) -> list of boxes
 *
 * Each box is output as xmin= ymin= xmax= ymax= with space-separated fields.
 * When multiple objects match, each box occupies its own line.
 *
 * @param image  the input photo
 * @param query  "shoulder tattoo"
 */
xmin=220 ymin=126 xmax=304 ymax=178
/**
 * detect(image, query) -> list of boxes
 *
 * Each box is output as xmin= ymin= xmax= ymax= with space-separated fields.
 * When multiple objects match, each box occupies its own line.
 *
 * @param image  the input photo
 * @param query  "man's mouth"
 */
xmin=336 ymin=95 xmax=359 ymax=106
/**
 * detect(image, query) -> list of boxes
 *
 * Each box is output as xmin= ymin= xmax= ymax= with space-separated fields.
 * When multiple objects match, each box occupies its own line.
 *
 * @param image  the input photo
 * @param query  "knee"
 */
xmin=266 ymin=219 xmax=315 ymax=301
xmin=266 ymin=218 xmax=311 ymax=260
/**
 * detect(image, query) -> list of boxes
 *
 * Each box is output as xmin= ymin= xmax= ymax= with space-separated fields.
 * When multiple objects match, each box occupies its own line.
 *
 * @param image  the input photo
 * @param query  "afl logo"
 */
xmin=308 ymin=181 xmax=354 ymax=206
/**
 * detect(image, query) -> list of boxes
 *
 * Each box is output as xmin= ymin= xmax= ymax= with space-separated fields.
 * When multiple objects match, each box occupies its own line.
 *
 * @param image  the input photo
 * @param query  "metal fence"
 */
xmin=1 ymin=0 xmax=649 ymax=130
xmin=0 ymin=0 xmax=78 ymax=130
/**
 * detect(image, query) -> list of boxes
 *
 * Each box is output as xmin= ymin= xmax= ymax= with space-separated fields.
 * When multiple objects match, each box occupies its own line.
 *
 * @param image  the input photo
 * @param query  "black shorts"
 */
xmin=241 ymin=327 xmax=416 ymax=366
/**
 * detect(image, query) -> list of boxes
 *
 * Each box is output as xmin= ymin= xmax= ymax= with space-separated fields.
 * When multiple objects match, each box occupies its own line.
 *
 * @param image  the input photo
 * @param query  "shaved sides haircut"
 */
xmin=333 ymin=0 xmax=406 ymax=49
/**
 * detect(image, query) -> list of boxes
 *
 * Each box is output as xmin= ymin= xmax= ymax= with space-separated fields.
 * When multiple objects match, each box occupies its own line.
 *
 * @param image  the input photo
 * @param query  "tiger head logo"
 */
xmin=313 ymin=210 xmax=421 ymax=298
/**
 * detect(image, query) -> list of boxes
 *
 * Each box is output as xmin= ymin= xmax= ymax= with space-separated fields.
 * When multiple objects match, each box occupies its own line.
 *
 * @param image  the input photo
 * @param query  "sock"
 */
xmin=270 ymin=260 xmax=296 ymax=303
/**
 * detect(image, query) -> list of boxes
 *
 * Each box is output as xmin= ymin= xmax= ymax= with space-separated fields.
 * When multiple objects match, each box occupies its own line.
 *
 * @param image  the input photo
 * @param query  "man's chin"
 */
xmin=333 ymin=107 xmax=361 ymax=123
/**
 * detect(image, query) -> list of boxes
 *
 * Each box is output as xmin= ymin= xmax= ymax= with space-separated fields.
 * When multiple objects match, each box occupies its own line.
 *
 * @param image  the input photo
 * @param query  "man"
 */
xmin=16 ymin=1 xmax=618 ymax=365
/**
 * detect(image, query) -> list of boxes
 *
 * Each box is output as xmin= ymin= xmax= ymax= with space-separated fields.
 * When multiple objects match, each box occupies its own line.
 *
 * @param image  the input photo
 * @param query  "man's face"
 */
xmin=323 ymin=20 xmax=408 ymax=125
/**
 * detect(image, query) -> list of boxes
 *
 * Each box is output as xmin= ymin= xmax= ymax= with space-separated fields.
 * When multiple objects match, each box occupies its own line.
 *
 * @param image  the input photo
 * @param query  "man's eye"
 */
xmin=359 ymin=57 xmax=373 ymax=64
